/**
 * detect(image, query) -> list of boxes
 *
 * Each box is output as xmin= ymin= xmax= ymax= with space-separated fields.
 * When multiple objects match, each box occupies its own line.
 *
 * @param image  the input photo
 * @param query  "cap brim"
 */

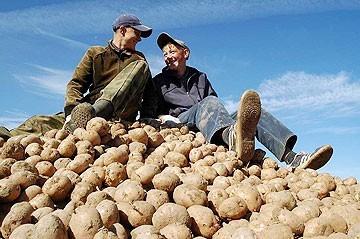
xmin=157 ymin=32 xmax=175 ymax=50
xmin=157 ymin=32 xmax=189 ymax=51
xmin=132 ymin=24 xmax=152 ymax=38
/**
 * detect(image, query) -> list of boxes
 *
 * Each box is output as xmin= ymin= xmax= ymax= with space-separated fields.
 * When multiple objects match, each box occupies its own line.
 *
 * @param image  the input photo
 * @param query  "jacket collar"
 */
xmin=108 ymin=40 xmax=133 ymax=58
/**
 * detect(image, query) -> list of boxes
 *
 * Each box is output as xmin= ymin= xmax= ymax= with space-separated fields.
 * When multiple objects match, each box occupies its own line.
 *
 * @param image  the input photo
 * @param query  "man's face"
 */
xmin=162 ymin=43 xmax=188 ymax=71
xmin=122 ymin=27 xmax=141 ymax=50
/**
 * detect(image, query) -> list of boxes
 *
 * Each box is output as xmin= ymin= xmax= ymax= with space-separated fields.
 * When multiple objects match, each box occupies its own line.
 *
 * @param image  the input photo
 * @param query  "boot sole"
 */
xmin=298 ymin=144 xmax=333 ymax=170
xmin=64 ymin=103 xmax=95 ymax=133
xmin=235 ymin=90 xmax=261 ymax=163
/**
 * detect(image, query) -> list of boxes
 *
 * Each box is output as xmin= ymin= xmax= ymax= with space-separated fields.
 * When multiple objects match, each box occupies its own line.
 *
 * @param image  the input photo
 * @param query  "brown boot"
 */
xmin=63 ymin=103 xmax=95 ymax=133
xmin=235 ymin=90 xmax=261 ymax=164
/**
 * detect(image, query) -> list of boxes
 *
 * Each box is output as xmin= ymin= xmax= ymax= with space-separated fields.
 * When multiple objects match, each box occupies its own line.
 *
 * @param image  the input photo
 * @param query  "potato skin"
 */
xmin=0 ymin=179 xmax=21 ymax=203
xmin=69 ymin=206 xmax=103 ymax=239
xmin=152 ymin=203 xmax=191 ymax=230
xmin=42 ymin=175 xmax=73 ymax=202
xmin=32 ymin=214 xmax=68 ymax=239
xmin=1 ymin=202 xmax=34 ymax=238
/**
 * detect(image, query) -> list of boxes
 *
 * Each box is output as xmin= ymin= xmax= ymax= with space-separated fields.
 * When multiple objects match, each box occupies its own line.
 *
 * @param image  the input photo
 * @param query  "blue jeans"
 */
xmin=178 ymin=96 xmax=297 ymax=161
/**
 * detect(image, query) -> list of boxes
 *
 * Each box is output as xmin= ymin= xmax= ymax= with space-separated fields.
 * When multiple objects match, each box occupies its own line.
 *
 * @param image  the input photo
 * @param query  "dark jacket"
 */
xmin=65 ymin=41 xmax=150 ymax=120
xmin=141 ymin=66 xmax=217 ymax=118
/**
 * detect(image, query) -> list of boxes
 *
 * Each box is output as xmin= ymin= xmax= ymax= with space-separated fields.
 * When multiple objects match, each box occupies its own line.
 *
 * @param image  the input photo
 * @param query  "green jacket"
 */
xmin=65 ymin=41 xmax=150 ymax=121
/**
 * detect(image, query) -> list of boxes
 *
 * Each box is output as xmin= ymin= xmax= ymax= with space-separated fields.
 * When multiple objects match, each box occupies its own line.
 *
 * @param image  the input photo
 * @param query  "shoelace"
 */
xmin=293 ymin=152 xmax=311 ymax=166
xmin=228 ymin=124 xmax=235 ymax=151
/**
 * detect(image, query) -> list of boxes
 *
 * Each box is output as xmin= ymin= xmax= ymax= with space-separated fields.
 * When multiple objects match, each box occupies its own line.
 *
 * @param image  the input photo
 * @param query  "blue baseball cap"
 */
xmin=112 ymin=14 xmax=152 ymax=38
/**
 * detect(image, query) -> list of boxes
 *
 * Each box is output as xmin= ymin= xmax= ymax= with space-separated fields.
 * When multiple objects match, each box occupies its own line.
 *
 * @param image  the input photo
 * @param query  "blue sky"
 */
xmin=1 ymin=0 xmax=360 ymax=179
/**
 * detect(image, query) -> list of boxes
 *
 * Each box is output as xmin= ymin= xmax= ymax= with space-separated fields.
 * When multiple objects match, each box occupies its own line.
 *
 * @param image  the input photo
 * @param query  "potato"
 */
xmin=85 ymin=191 xmax=111 ymax=207
xmin=75 ymin=140 xmax=95 ymax=157
xmin=57 ymin=139 xmax=76 ymax=158
xmin=152 ymin=172 xmax=180 ymax=193
xmin=0 ymin=158 xmax=16 ymax=179
xmin=319 ymin=211 xmax=347 ymax=234
xmin=8 ymin=224 xmax=34 ymax=239
xmin=194 ymin=166 xmax=218 ymax=184
xmin=180 ymin=173 xmax=207 ymax=191
xmin=70 ymin=181 xmax=95 ymax=203
xmin=24 ymin=155 xmax=43 ymax=167
xmin=126 ymin=161 xmax=144 ymax=178
xmin=80 ymin=167 xmax=104 ymax=188
xmin=0 ymin=178 xmax=21 ymax=202
xmin=208 ymin=188 xmax=229 ymax=210
xmin=261 ymin=168 xmax=277 ymax=180
xmin=212 ymin=163 xmax=229 ymax=176
xmin=129 ymin=141 xmax=147 ymax=154
xmin=303 ymin=217 xmax=333 ymax=237
xmin=131 ymin=164 xmax=161 ymax=185
xmin=104 ymin=162 xmax=127 ymax=187
xmin=42 ymin=175 xmax=73 ymax=202
xmin=74 ymin=128 xmax=101 ymax=146
xmin=278 ymin=208 xmax=304 ymax=235
xmin=218 ymin=196 xmax=248 ymax=220
xmin=56 ymin=169 xmax=81 ymax=186
xmin=1 ymin=202 xmax=34 ymax=238
xmin=9 ymin=171 xmax=38 ymax=189
xmin=164 ymin=151 xmax=188 ymax=168
xmin=110 ymin=223 xmax=128 ymax=239
xmin=10 ymin=161 xmax=38 ymax=174
xmin=25 ymin=143 xmax=43 ymax=156
xmin=261 ymin=223 xmax=294 ymax=239
xmin=187 ymin=205 xmax=221 ymax=238
xmin=231 ymin=227 xmax=257 ymax=239
xmin=152 ymin=203 xmax=191 ymax=230
xmin=148 ymin=132 xmax=164 ymax=148
xmin=119 ymin=201 xmax=155 ymax=227
xmin=40 ymin=147 xmax=60 ymax=162
xmin=160 ymin=223 xmax=192 ymax=239
xmin=101 ymin=147 xmax=129 ymax=166
xmin=212 ymin=176 xmax=231 ymax=189
xmin=173 ymin=184 xmax=208 ymax=208
xmin=225 ymin=184 xmax=263 ymax=212
xmin=86 ymin=117 xmax=110 ymax=137
xmin=42 ymin=138 xmax=61 ymax=149
xmin=131 ymin=225 xmax=159 ymax=238
xmin=67 ymin=153 xmax=93 ymax=173
xmin=69 ymin=206 xmax=103 ymax=238
xmin=16 ymin=185 xmax=42 ymax=202
xmin=189 ymin=148 xmax=204 ymax=163
xmin=29 ymin=193 xmax=54 ymax=209
xmin=114 ymin=180 xmax=145 ymax=203
xmin=145 ymin=153 xmax=165 ymax=169
xmin=96 ymin=199 xmax=119 ymax=228
xmin=128 ymin=128 xmax=148 ymax=145
xmin=0 ymin=142 xmax=25 ymax=160
xmin=93 ymin=228 xmax=119 ymax=239
xmin=102 ymin=187 xmax=117 ymax=199
xmin=265 ymin=190 xmax=296 ymax=210
xmin=31 ymin=207 xmax=54 ymax=223
xmin=36 ymin=161 xmax=56 ymax=177
xmin=146 ymin=189 xmax=169 ymax=210
xmin=174 ymin=141 xmax=193 ymax=158
xmin=53 ymin=158 xmax=71 ymax=170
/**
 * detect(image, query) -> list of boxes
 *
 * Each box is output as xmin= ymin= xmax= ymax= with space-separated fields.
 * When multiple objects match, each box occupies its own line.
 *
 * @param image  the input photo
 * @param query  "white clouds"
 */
xmin=258 ymin=71 xmax=360 ymax=115
xmin=1 ymin=0 xmax=360 ymax=36
xmin=13 ymin=64 xmax=72 ymax=97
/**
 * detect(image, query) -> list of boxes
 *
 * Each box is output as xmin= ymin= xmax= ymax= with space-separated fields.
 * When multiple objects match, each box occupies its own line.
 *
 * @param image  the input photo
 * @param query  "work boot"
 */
xmin=289 ymin=145 xmax=333 ymax=170
xmin=228 ymin=90 xmax=261 ymax=164
xmin=63 ymin=103 xmax=95 ymax=133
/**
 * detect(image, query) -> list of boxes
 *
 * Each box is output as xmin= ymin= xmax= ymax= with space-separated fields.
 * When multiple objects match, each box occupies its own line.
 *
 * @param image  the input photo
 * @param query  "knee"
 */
xmin=202 ymin=95 xmax=219 ymax=104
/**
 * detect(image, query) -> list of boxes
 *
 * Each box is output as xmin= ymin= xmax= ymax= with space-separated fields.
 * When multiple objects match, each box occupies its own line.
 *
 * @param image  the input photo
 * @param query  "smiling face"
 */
xmin=162 ymin=43 xmax=189 ymax=75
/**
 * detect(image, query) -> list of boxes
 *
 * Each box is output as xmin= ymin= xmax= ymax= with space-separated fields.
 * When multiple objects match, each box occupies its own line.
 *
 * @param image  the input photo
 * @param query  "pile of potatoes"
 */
xmin=1 ymin=117 xmax=360 ymax=239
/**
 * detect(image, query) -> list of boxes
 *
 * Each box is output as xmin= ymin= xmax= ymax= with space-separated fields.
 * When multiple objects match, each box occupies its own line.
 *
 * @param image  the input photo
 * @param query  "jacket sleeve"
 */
xmin=64 ymin=48 xmax=94 ymax=116
xmin=204 ymin=73 xmax=218 ymax=97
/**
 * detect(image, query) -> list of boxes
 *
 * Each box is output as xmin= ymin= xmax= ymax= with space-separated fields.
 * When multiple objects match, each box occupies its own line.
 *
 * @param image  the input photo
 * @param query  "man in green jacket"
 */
xmin=64 ymin=14 xmax=152 ymax=132
xmin=0 ymin=14 xmax=152 ymax=138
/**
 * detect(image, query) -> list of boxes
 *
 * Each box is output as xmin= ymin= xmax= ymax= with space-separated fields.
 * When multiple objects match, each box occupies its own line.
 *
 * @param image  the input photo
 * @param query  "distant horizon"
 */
xmin=1 ymin=0 xmax=359 ymax=179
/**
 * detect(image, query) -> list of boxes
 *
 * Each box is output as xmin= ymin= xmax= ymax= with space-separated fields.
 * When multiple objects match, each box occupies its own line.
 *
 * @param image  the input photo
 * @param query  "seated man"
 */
xmin=141 ymin=32 xmax=333 ymax=169
xmin=0 ymin=14 xmax=153 ymax=139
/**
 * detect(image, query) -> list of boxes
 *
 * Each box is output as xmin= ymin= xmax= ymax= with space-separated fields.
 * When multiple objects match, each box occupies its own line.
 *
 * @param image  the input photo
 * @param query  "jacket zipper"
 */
xmin=185 ymin=73 xmax=198 ymax=104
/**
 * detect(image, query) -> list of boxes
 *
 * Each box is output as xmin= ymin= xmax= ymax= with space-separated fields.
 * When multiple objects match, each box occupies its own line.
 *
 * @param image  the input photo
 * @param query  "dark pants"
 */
xmin=178 ymin=96 xmax=297 ymax=161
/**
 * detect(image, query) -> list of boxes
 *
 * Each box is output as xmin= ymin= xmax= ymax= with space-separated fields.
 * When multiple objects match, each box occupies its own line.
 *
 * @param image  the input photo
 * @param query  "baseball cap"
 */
xmin=112 ymin=14 xmax=152 ymax=38
xmin=157 ymin=32 xmax=190 ymax=53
